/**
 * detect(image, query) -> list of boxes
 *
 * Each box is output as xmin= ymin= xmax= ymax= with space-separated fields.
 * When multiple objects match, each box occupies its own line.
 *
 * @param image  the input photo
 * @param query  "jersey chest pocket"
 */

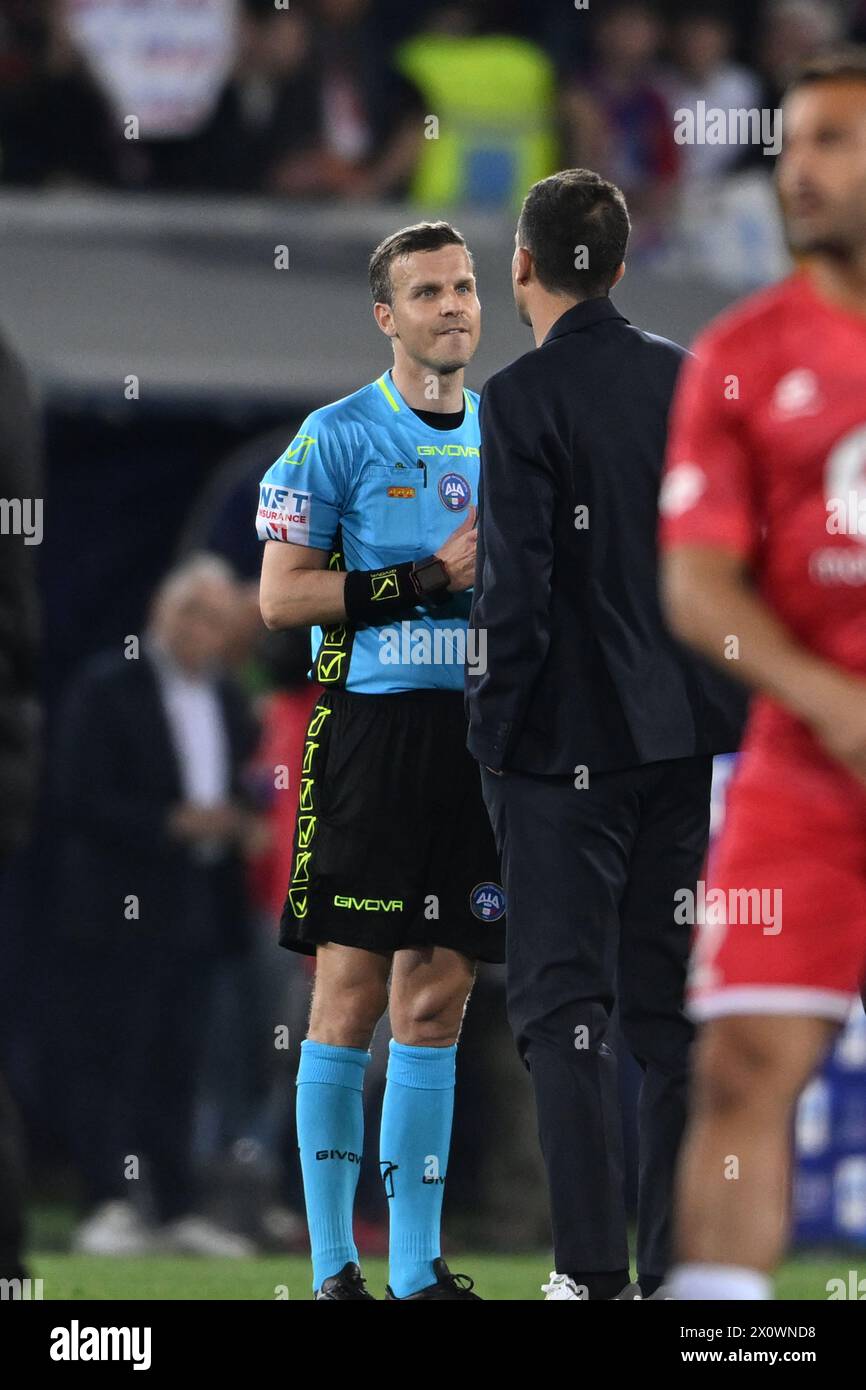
xmin=351 ymin=463 xmax=428 ymax=560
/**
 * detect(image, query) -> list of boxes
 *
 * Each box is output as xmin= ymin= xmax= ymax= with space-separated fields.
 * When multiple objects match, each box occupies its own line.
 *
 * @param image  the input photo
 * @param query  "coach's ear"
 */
xmin=373 ymin=300 xmax=398 ymax=339
xmin=611 ymin=261 xmax=626 ymax=290
xmin=512 ymin=244 xmax=533 ymax=288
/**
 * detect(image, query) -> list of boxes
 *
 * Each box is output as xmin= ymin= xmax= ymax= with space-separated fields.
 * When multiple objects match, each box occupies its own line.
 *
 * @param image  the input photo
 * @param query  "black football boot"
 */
xmin=315 ymin=1262 xmax=376 ymax=1300
xmin=386 ymin=1257 xmax=481 ymax=1300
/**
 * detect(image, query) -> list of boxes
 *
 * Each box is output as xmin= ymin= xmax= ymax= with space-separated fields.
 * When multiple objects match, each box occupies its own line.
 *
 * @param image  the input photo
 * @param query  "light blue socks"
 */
xmin=379 ymin=1041 xmax=457 ymax=1297
xmin=296 ymin=1040 xmax=371 ymax=1291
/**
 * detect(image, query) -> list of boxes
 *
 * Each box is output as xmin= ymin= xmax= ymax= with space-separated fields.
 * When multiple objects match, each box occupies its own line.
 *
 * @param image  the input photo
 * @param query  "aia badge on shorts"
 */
xmin=470 ymin=882 xmax=506 ymax=922
xmin=438 ymin=472 xmax=471 ymax=512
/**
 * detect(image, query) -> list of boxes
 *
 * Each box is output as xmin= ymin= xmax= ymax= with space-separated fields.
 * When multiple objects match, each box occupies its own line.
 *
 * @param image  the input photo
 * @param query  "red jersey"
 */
xmin=660 ymin=271 xmax=866 ymax=760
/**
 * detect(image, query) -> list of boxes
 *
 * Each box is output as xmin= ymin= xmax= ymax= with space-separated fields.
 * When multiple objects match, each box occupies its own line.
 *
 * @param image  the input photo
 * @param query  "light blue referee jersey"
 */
xmin=255 ymin=369 xmax=481 ymax=693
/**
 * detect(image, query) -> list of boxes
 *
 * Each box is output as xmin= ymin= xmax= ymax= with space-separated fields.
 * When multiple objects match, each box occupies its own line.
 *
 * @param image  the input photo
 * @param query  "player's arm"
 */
xmin=662 ymin=545 xmax=866 ymax=781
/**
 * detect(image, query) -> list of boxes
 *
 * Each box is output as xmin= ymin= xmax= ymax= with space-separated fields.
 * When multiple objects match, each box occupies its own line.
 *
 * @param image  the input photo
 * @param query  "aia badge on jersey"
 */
xmin=256 ymin=484 xmax=311 ymax=543
xmin=470 ymin=882 xmax=506 ymax=922
xmin=438 ymin=472 xmax=471 ymax=512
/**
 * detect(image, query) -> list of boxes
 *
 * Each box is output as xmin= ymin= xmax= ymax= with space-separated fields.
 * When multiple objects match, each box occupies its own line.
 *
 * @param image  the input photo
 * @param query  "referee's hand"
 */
xmin=435 ymin=506 xmax=477 ymax=592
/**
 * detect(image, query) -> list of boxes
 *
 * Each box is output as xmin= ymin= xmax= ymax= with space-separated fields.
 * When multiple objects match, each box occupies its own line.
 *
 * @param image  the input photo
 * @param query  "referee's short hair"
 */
xmin=517 ymin=169 xmax=631 ymax=300
xmin=369 ymin=222 xmax=471 ymax=306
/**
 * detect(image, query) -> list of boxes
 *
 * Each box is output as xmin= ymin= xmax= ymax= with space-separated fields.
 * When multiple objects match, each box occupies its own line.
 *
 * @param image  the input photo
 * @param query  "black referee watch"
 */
xmin=409 ymin=555 xmax=450 ymax=601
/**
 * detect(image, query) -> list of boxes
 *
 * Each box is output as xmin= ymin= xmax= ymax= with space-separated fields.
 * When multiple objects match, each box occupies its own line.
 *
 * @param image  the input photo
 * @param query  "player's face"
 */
xmin=382 ymin=246 xmax=480 ymax=374
xmin=778 ymin=81 xmax=866 ymax=258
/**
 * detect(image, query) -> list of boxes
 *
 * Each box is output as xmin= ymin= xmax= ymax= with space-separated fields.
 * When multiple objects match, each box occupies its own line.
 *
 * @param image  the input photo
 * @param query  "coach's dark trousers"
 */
xmin=481 ymin=755 xmax=713 ymax=1283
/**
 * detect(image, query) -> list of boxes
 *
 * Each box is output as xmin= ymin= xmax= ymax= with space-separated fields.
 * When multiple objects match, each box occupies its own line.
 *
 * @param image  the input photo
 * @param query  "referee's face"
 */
xmin=380 ymin=246 xmax=480 ymax=375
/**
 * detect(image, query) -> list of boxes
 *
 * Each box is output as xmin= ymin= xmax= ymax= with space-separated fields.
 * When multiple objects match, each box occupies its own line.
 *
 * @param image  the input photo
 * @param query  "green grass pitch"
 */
xmin=28 ymin=1253 xmax=849 ymax=1301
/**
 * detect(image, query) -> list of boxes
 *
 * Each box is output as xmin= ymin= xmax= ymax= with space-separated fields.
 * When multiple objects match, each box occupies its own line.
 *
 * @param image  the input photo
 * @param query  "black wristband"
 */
xmin=343 ymin=557 xmax=449 ymax=626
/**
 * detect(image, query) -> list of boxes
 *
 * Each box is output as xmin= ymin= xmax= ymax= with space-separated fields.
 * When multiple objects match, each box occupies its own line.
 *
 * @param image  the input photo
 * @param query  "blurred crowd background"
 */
xmin=1 ymin=0 xmax=863 ymax=237
xmin=0 ymin=0 xmax=864 ymax=1267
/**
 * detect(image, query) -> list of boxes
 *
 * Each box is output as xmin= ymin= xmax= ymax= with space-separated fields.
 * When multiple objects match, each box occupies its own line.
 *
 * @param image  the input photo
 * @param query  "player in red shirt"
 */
xmin=659 ymin=49 xmax=866 ymax=1300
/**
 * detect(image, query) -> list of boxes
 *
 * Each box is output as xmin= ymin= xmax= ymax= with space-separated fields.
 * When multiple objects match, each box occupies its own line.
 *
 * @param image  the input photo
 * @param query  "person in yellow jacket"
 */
xmin=395 ymin=18 xmax=560 ymax=210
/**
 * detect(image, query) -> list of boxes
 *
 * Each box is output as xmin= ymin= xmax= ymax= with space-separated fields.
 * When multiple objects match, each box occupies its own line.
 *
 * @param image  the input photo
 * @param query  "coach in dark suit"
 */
xmin=56 ymin=556 xmax=258 ymax=1253
xmin=467 ymin=170 xmax=744 ymax=1299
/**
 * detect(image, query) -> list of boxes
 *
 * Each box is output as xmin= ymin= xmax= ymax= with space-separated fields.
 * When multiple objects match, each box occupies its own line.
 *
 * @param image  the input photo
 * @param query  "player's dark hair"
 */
xmin=517 ymin=169 xmax=631 ymax=300
xmin=786 ymin=46 xmax=866 ymax=97
xmin=369 ymin=222 xmax=472 ymax=306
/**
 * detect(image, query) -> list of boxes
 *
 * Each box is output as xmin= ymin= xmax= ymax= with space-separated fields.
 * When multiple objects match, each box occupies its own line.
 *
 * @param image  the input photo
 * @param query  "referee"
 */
xmin=257 ymin=222 xmax=502 ymax=1301
xmin=467 ymin=171 xmax=744 ymax=1300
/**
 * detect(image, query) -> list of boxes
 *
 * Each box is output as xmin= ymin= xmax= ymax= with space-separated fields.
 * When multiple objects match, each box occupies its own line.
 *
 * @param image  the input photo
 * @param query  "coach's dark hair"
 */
xmin=786 ymin=46 xmax=866 ymax=97
xmin=369 ymin=221 xmax=472 ymax=306
xmin=517 ymin=170 xmax=630 ymax=300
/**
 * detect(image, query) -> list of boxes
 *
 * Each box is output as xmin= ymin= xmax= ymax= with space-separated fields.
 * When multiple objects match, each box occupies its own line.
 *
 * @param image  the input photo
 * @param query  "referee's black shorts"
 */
xmin=279 ymin=686 xmax=506 ymax=963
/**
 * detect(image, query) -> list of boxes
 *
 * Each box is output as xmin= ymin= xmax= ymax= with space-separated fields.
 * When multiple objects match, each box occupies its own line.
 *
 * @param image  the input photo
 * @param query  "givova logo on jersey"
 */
xmin=256 ymin=484 xmax=311 ymax=543
xmin=438 ymin=471 xmax=472 ymax=512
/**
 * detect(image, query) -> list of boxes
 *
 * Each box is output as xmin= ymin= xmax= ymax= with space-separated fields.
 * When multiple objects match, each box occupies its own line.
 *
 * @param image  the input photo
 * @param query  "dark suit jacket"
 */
xmin=0 ymin=336 xmax=40 ymax=856
xmin=54 ymin=648 xmax=258 ymax=952
xmin=467 ymin=297 xmax=746 ymax=774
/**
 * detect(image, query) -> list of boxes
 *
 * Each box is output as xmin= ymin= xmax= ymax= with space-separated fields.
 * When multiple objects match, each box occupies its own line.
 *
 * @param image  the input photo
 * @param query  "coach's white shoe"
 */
xmin=542 ymin=1272 xmax=586 ymax=1299
xmin=157 ymin=1215 xmax=255 ymax=1257
xmin=72 ymin=1200 xmax=155 ymax=1255
xmin=542 ymin=1272 xmax=644 ymax=1300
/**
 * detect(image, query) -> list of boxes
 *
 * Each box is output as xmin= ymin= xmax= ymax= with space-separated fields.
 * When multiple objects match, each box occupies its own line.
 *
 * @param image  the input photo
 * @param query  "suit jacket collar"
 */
xmin=542 ymin=296 xmax=628 ymax=345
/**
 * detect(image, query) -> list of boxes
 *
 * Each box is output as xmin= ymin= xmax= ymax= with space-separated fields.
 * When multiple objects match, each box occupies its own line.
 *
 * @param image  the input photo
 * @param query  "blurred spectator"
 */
xmin=246 ymin=628 xmax=320 ymax=922
xmin=195 ymin=627 xmax=319 ymax=1245
xmin=755 ymin=0 xmax=846 ymax=107
xmin=185 ymin=0 xmax=428 ymax=200
xmin=56 ymin=555 xmax=261 ymax=1256
xmin=63 ymin=0 xmax=236 ymax=139
xmin=170 ymin=1 xmax=323 ymax=195
xmin=730 ymin=0 xmax=845 ymax=173
xmin=0 ymin=0 xmax=118 ymax=185
xmin=661 ymin=5 xmax=762 ymax=181
xmin=0 ymin=330 xmax=40 ymax=1282
xmin=562 ymin=1 xmax=678 ymax=238
xmin=282 ymin=0 xmax=426 ymax=200
xmin=191 ymin=613 xmax=308 ymax=1170
xmin=394 ymin=1 xmax=559 ymax=209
